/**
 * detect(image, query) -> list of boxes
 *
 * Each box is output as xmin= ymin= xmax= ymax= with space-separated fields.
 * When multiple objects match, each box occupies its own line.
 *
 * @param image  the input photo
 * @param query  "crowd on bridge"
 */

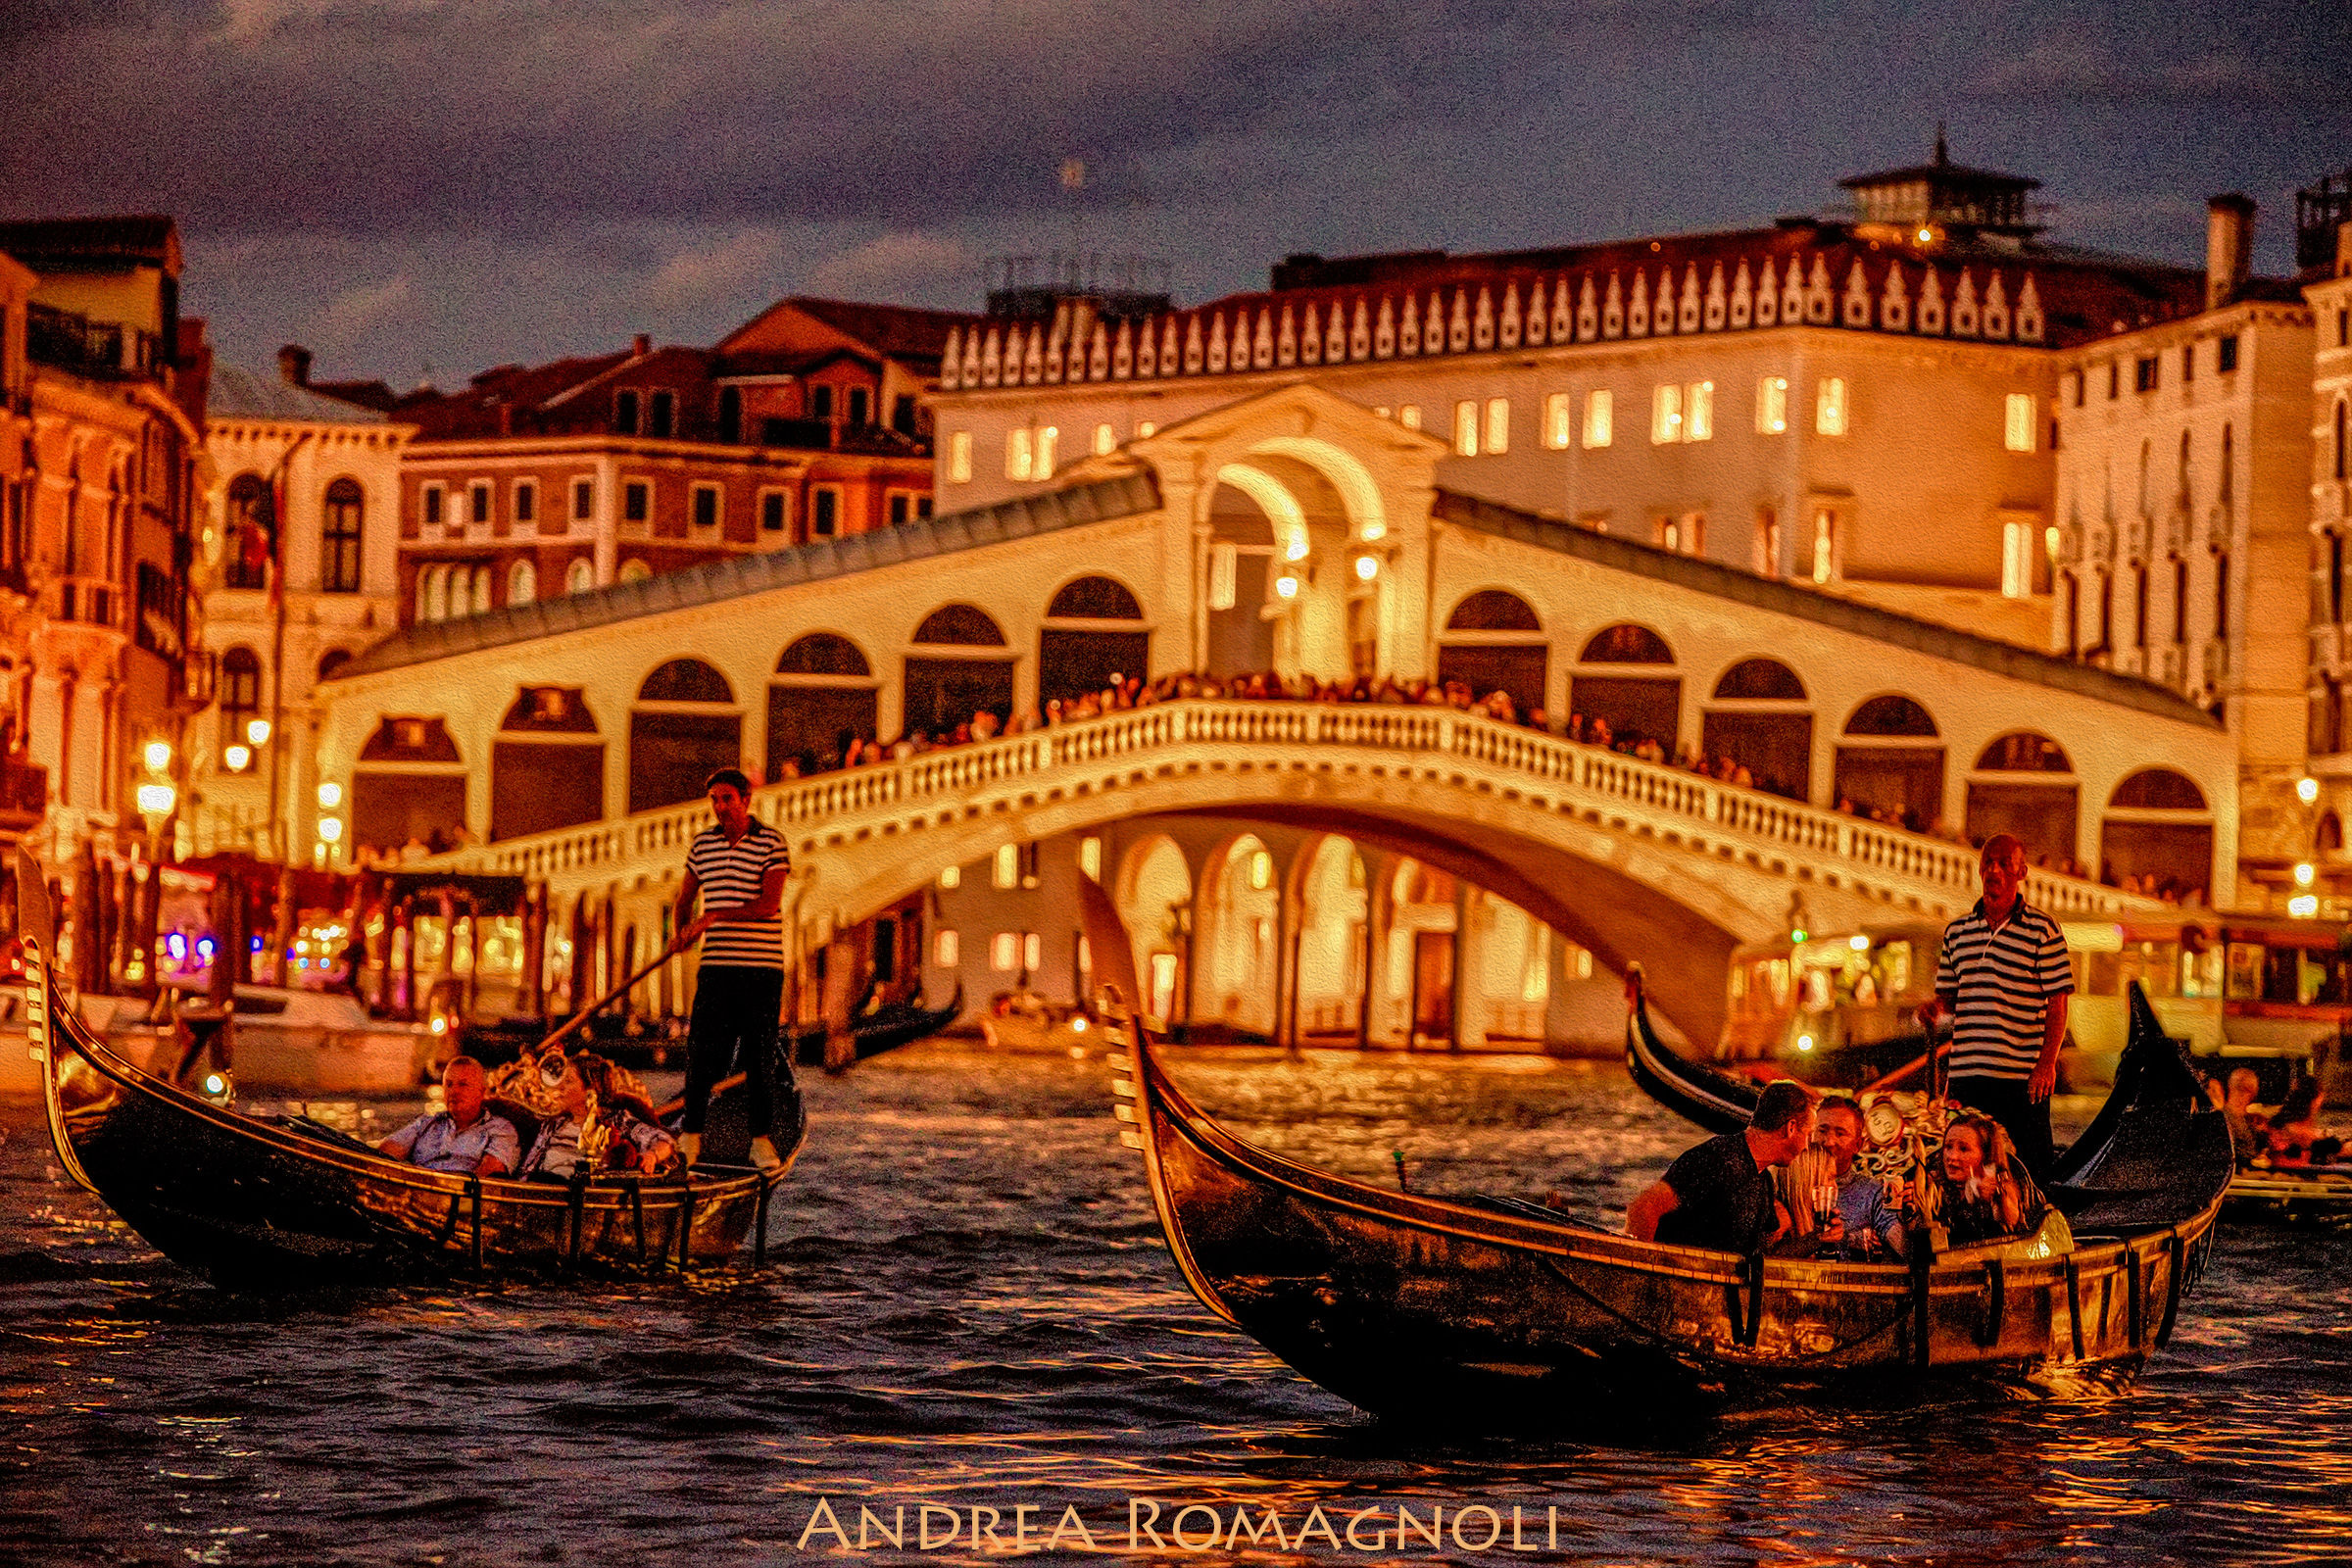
xmin=765 ymin=668 xmax=2201 ymax=906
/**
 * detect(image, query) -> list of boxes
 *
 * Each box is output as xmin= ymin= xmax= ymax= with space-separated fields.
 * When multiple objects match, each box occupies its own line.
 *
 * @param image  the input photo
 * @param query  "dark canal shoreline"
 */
xmin=3 ymin=1043 xmax=2348 ymax=1566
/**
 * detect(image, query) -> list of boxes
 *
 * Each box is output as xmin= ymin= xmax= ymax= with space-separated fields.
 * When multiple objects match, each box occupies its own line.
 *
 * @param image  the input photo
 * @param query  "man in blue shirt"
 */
xmin=378 ymin=1056 xmax=518 ymax=1176
xmin=1805 ymin=1096 xmax=1909 ymax=1258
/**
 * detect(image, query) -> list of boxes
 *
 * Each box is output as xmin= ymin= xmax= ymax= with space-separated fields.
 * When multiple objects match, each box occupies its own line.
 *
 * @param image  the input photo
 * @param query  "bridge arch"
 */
xmin=1114 ymin=833 xmax=1194 ymax=1025
xmin=630 ymin=659 xmax=741 ymax=813
xmin=1834 ymin=693 xmax=1944 ymax=831
xmin=906 ymin=603 xmax=1013 ymax=737
xmin=767 ymin=632 xmax=877 ymax=779
xmin=1701 ymin=656 xmax=1811 ymax=801
xmin=1196 ymin=832 xmax=1282 ymax=1035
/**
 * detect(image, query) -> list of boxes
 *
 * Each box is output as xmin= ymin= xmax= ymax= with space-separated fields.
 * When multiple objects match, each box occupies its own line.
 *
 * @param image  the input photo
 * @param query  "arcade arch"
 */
xmin=1833 ymin=695 xmax=1943 ymax=831
xmin=1438 ymin=589 xmax=1545 ymax=718
xmin=491 ymin=685 xmax=603 ymax=843
xmin=1570 ymin=623 xmax=1679 ymax=752
xmin=1700 ymin=657 xmax=1811 ymax=800
xmin=1040 ymin=574 xmax=1150 ymax=709
xmin=629 ymin=659 xmax=740 ymax=813
xmin=1115 ymin=834 xmax=1194 ymax=1027
xmin=1387 ymin=858 xmax=1460 ymax=1048
xmin=1964 ymin=732 xmax=2078 ymax=867
xmin=1196 ymin=834 xmax=1280 ymax=1035
xmin=2100 ymin=768 xmax=2213 ymax=901
xmin=905 ymin=603 xmax=1013 ymax=737
xmin=767 ymin=632 xmax=878 ymax=779
xmin=1291 ymin=834 xmax=1369 ymax=1039
xmin=352 ymin=716 xmax=466 ymax=854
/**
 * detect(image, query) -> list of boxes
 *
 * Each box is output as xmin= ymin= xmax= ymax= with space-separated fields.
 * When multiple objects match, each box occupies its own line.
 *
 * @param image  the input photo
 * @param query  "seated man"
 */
xmin=2211 ymin=1067 xmax=2262 ymax=1167
xmin=519 ymin=1053 xmax=679 ymax=1179
xmin=1799 ymin=1095 xmax=1908 ymax=1260
xmin=1626 ymin=1080 xmax=1815 ymax=1252
xmin=378 ymin=1056 xmax=518 ymax=1176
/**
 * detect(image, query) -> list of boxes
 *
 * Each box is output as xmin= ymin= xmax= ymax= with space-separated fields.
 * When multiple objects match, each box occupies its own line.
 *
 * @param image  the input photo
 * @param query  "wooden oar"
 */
xmin=1861 ymin=1034 xmax=1951 ymax=1096
xmin=533 ymin=940 xmax=683 ymax=1055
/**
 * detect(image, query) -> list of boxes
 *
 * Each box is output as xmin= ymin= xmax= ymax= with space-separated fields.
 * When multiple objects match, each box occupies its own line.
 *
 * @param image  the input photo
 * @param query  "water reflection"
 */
xmin=1 ymin=1043 xmax=2348 ymax=1564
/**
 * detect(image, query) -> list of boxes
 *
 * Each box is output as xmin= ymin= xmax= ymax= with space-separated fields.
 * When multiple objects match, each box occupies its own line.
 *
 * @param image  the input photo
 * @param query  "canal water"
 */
xmin=2 ymin=1042 xmax=2348 ymax=1566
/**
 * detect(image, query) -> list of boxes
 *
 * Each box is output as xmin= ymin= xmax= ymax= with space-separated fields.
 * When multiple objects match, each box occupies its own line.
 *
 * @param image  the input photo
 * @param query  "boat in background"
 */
xmin=978 ymin=989 xmax=1100 ymax=1056
xmin=791 ymin=986 xmax=962 ymax=1069
xmin=102 ymin=984 xmax=451 ymax=1095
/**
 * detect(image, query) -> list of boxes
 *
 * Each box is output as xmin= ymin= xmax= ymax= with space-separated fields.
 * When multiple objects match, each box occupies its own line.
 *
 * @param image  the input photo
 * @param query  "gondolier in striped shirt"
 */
xmin=1918 ymin=833 xmax=2073 ymax=1181
xmin=671 ymin=767 xmax=793 ymax=1171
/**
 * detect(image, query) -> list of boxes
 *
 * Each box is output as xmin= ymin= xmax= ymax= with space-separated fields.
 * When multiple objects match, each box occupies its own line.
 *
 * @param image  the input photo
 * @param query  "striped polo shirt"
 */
xmin=1934 ymin=897 xmax=2073 ymax=1082
xmin=684 ymin=818 xmax=790 ymax=970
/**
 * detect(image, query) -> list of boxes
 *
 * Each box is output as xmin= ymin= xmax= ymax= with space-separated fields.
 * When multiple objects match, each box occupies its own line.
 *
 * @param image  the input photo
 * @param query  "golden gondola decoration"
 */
xmin=1081 ymin=876 xmax=2231 ymax=1417
xmin=17 ymin=851 xmax=804 ymax=1290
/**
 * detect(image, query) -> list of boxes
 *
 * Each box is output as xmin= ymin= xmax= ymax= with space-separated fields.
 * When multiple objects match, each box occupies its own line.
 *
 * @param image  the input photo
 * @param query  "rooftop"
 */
xmin=207 ymin=364 xmax=392 ymax=427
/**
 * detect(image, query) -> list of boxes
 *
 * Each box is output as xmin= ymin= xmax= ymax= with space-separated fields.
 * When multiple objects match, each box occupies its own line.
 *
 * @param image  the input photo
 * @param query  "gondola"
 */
xmin=791 ymin=986 xmax=962 ymax=1069
xmin=16 ymin=853 xmax=804 ymax=1291
xmin=1085 ymin=879 xmax=2232 ymax=1418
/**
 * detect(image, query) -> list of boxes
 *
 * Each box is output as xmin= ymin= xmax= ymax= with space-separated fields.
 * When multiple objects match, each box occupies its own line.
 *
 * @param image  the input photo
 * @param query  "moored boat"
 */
xmin=790 ymin=986 xmax=962 ymax=1068
xmin=17 ymin=852 xmax=803 ymax=1290
xmin=1085 ymin=880 xmax=2231 ymax=1418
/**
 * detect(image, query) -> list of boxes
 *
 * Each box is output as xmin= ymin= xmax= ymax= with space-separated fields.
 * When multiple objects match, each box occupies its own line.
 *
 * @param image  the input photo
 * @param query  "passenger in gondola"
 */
xmin=1625 ymin=1080 xmax=1815 ymax=1252
xmin=1788 ymin=1095 xmax=1908 ymax=1259
xmin=1932 ymin=1114 xmax=2047 ymax=1245
xmin=378 ymin=1056 xmax=519 ymax=1176
xmin=518 ymin=1054 xmax=680 ymax=1179
xmin=2208 ymin=1067 xmax=2263 ymax=1166
xmin=2264 ymin=1080 xmax=2341 ymax=1167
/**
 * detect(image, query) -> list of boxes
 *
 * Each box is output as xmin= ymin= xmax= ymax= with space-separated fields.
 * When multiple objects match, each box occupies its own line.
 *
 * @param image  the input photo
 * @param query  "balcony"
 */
xmin=53 ymin=574 xmax=118 ymax=629
xmin=25 ymin=303 xmax=165 ymax=381
xmin=0 ymin=759 xmax=47 ymax=836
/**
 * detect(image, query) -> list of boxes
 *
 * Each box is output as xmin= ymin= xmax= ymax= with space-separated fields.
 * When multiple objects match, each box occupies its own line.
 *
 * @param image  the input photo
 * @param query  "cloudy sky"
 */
xmin=4 ymin=1 xmax=2344 ymax=389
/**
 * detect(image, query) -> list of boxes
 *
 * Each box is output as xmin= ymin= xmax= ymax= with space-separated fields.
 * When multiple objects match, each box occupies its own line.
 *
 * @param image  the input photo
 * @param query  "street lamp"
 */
xmin=136 ymin=742 xmax=176 ymax=995
xmin=245 ymin=716 xmax=271 ymax=749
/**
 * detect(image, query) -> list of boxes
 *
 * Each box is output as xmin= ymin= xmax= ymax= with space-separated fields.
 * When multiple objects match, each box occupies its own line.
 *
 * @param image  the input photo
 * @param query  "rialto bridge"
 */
xmin=318 ymin=386 xmax=2227 ymax=1049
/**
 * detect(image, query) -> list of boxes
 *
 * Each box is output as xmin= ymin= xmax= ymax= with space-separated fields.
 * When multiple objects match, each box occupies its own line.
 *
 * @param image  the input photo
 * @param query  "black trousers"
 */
xmin=1948 ymin=1073 xmax=2056 ymax=1183
xmin=683 ymin=965 xmax=785 ymax=1136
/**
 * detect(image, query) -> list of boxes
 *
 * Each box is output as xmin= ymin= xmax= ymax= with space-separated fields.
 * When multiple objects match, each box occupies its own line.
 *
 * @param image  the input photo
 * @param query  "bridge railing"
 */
xmin=442 ymin=699 xmax=2163 ymax=917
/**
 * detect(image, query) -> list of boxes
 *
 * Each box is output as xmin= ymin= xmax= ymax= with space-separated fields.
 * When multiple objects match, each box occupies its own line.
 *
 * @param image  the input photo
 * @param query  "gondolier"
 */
xmin=672 ymin=767 xmax=793 ymax=1170
xmin=1918 ymin=833 xmax=2072 ymax=1181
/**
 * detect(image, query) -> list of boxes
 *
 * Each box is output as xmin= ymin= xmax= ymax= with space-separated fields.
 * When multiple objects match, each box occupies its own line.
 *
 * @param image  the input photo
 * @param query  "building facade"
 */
xmin=191 ymin=361 xmax=412 ymax=865
xmin=2300 ymin=196 xmax=2352 ymax=906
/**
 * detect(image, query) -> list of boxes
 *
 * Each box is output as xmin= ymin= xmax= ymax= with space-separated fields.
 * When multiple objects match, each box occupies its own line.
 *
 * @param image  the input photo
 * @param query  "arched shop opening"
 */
xmin=1116 ymin=834 xmax=1195 ymax=1028
xmin=1571 ymin=623 xmax=1680 ymax=753
xmin=629 ymin=659 xmax=742 ymax=813
xmin=904 ymin=603 xmax=1014 ymax=737
xmin=1833 ymin=695 xmax=1944 ymax=832
xmin=1039 ymin=575 xmax=1150 ymax=709
xmin=1437 ymin=589 xmax=1546 ymax=719
xmin=1291 ymin=834 xmax=1369 ymax=1040
xmin=491 ymin=686 xmax=604 ymax=842
xmin=766 ymin=632 xmax=878 ymax=778
xmin=1964 ymin=732 xmax=2079 ymax=868
xmin=1196 ymin=834 xmax=1280 ymax=1036
xmin=2100 ymin=768 xmax=2214 ymax=901
xmin=1700 ymin=658 xmax=1812 ymax=800
xmin=352 ymin=717 xmax=466 ymax=854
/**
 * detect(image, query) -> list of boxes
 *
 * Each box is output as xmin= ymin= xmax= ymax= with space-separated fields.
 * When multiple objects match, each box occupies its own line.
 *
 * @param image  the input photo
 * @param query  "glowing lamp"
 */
xmin=1848 ymin=934 xmax=1870 ymax=952
xmin=1284 ymin=526 xmax=1309 ymax=563
xmin=2298 ymin=776 xmax=2320 ymax=805
xmin=2294 ymin=861 xmax=2316 ymax=889
xmin=135 ymin=781 xmax=176 ymax=818
xmin=245 ymin=717 xmax=271 ymax=747
xmin=143 ymin=739 xmax=172 ymax=773
xmin=1790 ymin=928 xmax=1808 ymax=945
xmin=318 ymin=817 xmax=345 ymax=844
xmin=2290 ymin=894 xmax=2320 ymax=919
xmin=318 ymin=781 xmax=344 ymax=809
xmin=1796 ymin=1034 xmax=1815 ymax=1053
xmin=1070 ymin=1015 xmax=1089 ymax=1034
xmin=224 ymin=744 xmax=252 ymax=771
xmin=1273 ymin=574 xmax=1300 ymax=601
xmin=1353 ymin=555 xmax=1379 ymax=581
xmin=1359 ymin=520 xmax=1386 ymax=543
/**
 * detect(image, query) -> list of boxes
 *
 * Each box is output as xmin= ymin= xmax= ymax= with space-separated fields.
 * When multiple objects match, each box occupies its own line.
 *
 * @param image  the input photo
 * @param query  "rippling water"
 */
xmin=2 ymin=1043 xmax=2349 ymax=1566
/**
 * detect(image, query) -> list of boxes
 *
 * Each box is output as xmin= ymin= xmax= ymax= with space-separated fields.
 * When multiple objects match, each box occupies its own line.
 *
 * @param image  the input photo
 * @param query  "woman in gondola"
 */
xmin=519 ymin=1053 xmax=681 ymax=1179
xmin=2264 ymin=1079 xmax=2341 ymax=1167
xmin=1933 ymin=1114 xmax=2046 ymax=1245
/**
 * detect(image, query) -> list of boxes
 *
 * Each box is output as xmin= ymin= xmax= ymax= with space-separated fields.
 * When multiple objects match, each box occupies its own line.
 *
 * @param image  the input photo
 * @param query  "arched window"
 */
xmin=2320 ymin=811 xmax=2344 ymax=855
xmin=914 ymin=603 xmax=1007 ymax=645
xmin=317 ymin=648 xmax=352 ymax=682
xmin=639 ymin=659 xmax=733 ymax=704
xmin=617 ymin=559 xmax=652 ymax=585
xmin=1579 ymin=623 xmax=1673 ymax=663
xmin=1975 ymin=733 xmax=2072 ymax=772
xmin=565 ymin=558 xmax=594 ymax=594
xmin=769 ymin=634 xmax=879 ymax=778
xmin=508 ymin=559 xmax=537 ymax=607
xmin=354 ymin=718 xmax=466 ymax=856
xmin=2111 ymin=769 xmax=2206 ymax=811
xmin=225 ymin=473 xmax=271 ymax=590
xmin=220 ymin=646 xmax=262 ymax=715
xmin=469 ymin=564 xmax=493 ymax=615
xmin=321 ymin=477 xmax=364 ymax=592
xmin=1711 ymin=659 xmax=1805 ymax=701
xmin=1047 ymin=575 xmax=1145 ymax=620
xmin=1966 ymin=732 xmax=2078 ymax=865
xmin=1844 ymin=696 xmax=1938 ymax=736
xmin=1445 ymin=589 xmax=1542 ymax=632
xmin=493 ymin=686 xmax=604 ymax=842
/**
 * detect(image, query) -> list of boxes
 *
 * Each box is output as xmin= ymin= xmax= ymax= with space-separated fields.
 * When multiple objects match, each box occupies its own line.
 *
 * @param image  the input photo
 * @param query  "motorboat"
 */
xmin=104 ymin=983 xmax=449 ymax=1096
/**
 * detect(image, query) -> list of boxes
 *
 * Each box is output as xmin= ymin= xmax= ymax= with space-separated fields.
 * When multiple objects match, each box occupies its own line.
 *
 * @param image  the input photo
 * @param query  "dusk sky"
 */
xmin=5 ymin=1 xmax=2345 ymax=390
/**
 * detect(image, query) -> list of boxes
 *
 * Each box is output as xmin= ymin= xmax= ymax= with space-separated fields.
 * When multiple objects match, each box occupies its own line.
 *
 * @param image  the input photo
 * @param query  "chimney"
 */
xmin=277 ymin=343 xmax=312 ymax=386
xmin=2206 ymin=194 xmax=2255 ymax=312
xmin=632 ymin=333 xmax=651 ymax=357
xmin=2339 ymin=220 xmax=2352 ymax=278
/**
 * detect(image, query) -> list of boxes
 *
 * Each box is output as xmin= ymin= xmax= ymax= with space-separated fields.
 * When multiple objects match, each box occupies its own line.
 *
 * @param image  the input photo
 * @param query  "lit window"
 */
xmin=2001 ymin=520 xmax=2034 ymax=599
xmin=1079 ymin=836 xmax=1102 ymax=880
xmin=1485 ymin=398 xmax=1510 ymax=455
xmin=1093 ymin=422 xmax=1115 ymax=457
xmin=1136 ymin=420 xmax=1155 ymax=438
xmin=938 ymin=864 xmax=960 ymax=890
xmin=934 ymin=930 xmax=959 ymax=966
xmin=1453 ymin=401 xmax=1480 ymax=458
xmin=1398 ymin=405 xmax=1422 ymax=430
xmin=1022 ymin=932 xmax=1043 ymax=970
xmin=1249 ymin=850 xmax=1273 ymax=890
xmin=565 ymin=558 xmax=594 ymax=593
xmin=1815 ymin=377 xmax=1848 ymax=436
xmin=1811 ymin=510 xmax=1837 ymax=583
xmin=1651 ymin=384 xmax=1683 ymax=444
xmin=949 ymin=431 xmax=972 ymax=484
xmin=1005 ymin=428 xmax=1033 ymax=481
xmin=991 ymin=932 xmax=1018 ymax=972
xmin=1686 ymin=382 xmax=1713 ymax=442
xmin=2004 ymin=393 xmax=2036 ymax=453
xmin=1757 ymin=377 xmax=1788 ymax=435
xmin=1582 ymin=391 xmax=1613 ymax=449
xmin=1544 ymin=392 xmax=1571 ymax=450
xmin=994 ymin=843 xmax=1019 ymax=889
xmin=1035 ymin=426 xmax=1058 ymax=477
